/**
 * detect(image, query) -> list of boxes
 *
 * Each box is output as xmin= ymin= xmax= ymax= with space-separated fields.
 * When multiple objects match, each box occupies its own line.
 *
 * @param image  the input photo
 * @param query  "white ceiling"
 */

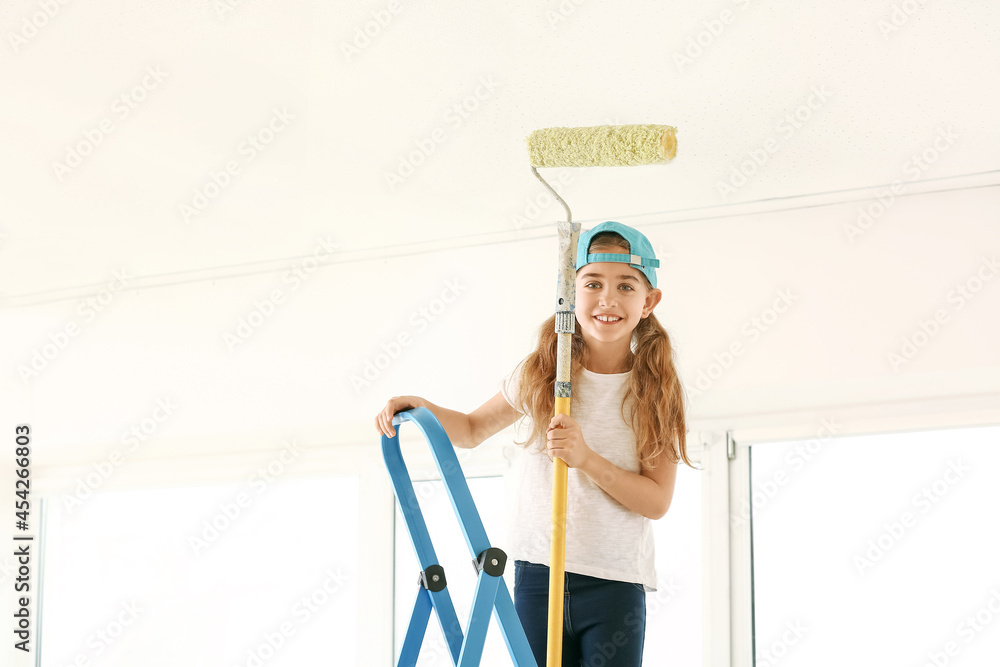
xmin=1 ymin=0 xmax=998 ymax=303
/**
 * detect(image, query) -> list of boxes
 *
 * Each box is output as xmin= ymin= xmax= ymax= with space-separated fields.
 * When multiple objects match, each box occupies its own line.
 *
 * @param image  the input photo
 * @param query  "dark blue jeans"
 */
xmin=513 ymin=560 xmax=646 ymax=666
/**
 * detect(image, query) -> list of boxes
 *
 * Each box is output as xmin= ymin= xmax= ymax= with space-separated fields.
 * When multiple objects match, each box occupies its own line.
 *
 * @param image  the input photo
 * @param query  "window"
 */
xmin=751 ymin=425 xmax=1000 ymax=665
xmin=41 ymin=477 xmax=359 ymax=667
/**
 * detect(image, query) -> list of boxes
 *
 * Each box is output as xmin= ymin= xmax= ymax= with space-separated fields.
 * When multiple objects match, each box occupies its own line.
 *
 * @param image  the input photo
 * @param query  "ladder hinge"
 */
xmin=473 ymin=547 xmax=507 ymax=577
xmin=418 ymin=564 xmax=447 ymax=592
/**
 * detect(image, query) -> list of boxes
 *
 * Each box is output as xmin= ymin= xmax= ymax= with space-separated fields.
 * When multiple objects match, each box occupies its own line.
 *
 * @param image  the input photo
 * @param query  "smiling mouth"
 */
xmin=594 ymin=314 xmax=623 ymax=324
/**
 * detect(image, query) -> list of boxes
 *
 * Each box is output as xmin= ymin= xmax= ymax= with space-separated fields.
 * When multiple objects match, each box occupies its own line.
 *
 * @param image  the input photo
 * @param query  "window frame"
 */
xmin=708 ymin=393 xmax=1000 ymax=667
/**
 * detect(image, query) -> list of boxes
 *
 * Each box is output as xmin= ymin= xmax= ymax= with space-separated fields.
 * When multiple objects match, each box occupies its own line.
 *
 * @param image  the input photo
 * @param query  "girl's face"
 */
xmin=574 ymin=245 xmax=662 ymax=348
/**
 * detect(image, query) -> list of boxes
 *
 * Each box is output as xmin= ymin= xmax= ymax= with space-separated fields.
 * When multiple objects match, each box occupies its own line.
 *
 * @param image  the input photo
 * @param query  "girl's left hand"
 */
xmin=546 ymin=413 xmax=592 ymax=469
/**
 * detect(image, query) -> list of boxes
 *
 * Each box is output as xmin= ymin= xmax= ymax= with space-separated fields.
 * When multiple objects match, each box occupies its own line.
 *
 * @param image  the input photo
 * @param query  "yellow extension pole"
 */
xmin=547 ymin=221 xmax=579 ymax=667
xmin=547 ymin=399 xmax=570 ymax=666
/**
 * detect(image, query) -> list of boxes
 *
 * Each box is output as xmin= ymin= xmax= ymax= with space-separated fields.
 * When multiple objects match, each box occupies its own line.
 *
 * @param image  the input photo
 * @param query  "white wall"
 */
xmin=6 ymin=177 xmax=998 ymax=487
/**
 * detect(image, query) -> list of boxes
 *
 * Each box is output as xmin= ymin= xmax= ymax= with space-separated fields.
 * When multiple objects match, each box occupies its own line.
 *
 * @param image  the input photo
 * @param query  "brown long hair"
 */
xmin=514 ymin=232 xmax=692 ymax=468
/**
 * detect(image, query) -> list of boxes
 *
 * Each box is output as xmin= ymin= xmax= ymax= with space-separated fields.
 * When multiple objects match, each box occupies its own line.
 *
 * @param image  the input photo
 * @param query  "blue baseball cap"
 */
xmin=576 ymin=221 xmax=660 ymax=288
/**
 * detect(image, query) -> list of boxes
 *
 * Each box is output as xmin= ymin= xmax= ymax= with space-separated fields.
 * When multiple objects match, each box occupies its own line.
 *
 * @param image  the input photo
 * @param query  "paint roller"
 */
xmin=528 ymin=124 xmax=677 ymax=169
xmin=525 ymin=124 xmax=677 ymax=667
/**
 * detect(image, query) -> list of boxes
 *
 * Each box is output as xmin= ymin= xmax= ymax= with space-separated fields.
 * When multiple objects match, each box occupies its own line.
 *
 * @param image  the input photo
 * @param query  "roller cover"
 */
xmin=527 ymin=124 xmax=677 ymax=167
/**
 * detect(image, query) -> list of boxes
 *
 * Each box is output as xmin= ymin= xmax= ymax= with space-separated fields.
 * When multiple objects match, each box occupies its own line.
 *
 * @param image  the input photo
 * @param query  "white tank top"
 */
xmin=500 ymin=361 xmax=658 ymax=592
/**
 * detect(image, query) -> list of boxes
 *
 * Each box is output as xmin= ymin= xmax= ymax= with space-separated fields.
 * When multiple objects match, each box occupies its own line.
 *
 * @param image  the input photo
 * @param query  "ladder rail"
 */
xmin=381 ymin=407 xmax=537 ymax=667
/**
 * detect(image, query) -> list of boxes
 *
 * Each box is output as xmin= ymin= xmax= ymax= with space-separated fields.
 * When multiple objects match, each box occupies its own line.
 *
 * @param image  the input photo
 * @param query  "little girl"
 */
xmin=375 ymin=220 xmax=691 ymax=666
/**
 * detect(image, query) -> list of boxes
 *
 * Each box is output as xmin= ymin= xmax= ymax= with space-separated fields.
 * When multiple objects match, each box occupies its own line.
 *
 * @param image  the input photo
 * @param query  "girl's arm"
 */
xmin=579 ymin=447 xmax=678 ymax=520
xmin=546 ymin=413 xmax=678 ymax=519
xmin=375 ymin=392 xmax=519 ymax=449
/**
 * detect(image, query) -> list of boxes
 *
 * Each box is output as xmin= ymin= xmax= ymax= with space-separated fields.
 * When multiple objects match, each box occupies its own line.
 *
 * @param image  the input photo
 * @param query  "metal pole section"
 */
xmin=547 ymin=220 xmax=579 ymax=666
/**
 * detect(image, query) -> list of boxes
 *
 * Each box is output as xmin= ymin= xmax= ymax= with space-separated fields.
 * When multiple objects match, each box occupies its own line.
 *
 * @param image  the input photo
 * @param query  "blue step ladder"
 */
xmin=381 ymin=407 xmax=537 ymax=667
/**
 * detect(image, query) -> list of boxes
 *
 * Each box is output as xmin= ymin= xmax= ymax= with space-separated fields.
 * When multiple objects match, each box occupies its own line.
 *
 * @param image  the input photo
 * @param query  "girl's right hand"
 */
xmin=375 ymin=396 xmax=425 ymax=437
